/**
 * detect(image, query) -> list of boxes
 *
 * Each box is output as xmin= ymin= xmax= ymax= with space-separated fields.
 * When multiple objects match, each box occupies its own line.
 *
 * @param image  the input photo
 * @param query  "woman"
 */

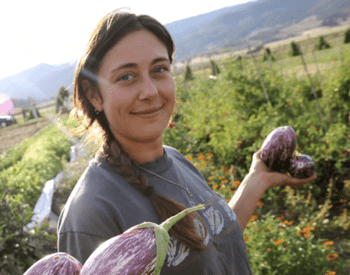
xmin=54 ymin=9 xmax=316 ymax=274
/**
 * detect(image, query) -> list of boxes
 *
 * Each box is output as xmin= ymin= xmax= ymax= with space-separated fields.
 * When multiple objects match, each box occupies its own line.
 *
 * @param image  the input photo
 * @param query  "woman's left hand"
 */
xmin=249 ymin=150 xmax=317 ymax=190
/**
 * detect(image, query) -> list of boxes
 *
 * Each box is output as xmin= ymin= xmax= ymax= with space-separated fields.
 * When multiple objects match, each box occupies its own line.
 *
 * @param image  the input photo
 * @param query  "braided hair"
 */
xmin=73 ymin=9 xmax=207 ymax=250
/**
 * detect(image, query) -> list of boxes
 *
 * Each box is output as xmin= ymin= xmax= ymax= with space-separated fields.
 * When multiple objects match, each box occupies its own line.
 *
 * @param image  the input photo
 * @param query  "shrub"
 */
xmin=315 ymin=36 xmax=331 ymax=51
xmin=184 ymin=64 xmax=194 ymax=81
xmin=263 ymin=47 xmax=275 ymax=62
xmin=343 ymin=28 xmax=350 ymax=44
xmin=210 ymin=60 xmax=220 ymax=75
xmin=289 ymin=42 xmax=301 ymax=56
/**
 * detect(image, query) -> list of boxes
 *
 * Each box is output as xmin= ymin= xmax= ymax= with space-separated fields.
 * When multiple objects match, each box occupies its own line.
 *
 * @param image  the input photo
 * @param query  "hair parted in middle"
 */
xmin=72 ymin=9 xmax=207 ymax=250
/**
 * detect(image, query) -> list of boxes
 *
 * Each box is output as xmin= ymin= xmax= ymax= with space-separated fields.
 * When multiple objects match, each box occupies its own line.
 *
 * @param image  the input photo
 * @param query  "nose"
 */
xmin=138 ymin=74 xmax=159 ymax=100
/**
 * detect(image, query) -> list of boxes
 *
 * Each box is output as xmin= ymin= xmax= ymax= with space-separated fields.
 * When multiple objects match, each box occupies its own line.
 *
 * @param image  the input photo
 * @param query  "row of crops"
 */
xmin=0 ymin=121 xmax=73 ymax=274
xmin=164 ymin=44 xmax=350 ymax=274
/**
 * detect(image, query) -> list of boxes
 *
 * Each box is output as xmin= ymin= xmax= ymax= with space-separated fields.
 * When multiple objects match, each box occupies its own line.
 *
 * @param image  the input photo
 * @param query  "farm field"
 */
xmin=1 ymin=25 xmax=350 ymax=274
xmin=0 ymin=118 xmax=51 ymax=153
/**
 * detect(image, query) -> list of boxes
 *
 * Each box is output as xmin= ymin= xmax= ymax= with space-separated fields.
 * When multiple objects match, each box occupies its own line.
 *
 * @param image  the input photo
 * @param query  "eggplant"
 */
xmin=80 ymin=203 xmax=205 ymax=275
xmin=288 ymin=154 xmax=315 ymax=179
xmin=260 ymin=126 xmax=297 ymax=172
xmin=23 ymin=252 xmax=82 ymax=275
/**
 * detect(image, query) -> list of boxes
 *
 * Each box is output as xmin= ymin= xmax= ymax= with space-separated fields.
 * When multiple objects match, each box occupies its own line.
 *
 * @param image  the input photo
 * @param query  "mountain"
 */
xmin=2 ymin=0 xmax=350 ymax=101
xmin=0 ymin=62 xmax=76 ymax=102
xmin=168 ymin=0 xmax=350 ymax=59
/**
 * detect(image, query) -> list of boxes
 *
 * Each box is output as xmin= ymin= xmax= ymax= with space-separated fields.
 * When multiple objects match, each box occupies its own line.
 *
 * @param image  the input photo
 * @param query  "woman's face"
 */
xmin=92 ymin=29 xmax=175 ymax=145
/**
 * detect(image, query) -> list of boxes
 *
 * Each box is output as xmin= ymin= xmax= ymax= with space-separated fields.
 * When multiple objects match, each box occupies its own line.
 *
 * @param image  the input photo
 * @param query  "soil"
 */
xmin=0 ymin=118 xmax=52 ymax=153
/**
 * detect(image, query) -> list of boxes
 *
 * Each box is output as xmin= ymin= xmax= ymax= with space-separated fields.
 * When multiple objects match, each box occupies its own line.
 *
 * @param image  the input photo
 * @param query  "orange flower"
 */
xmin=326 ymin=254 xmax=338 ymax=260
xmin=250 ymin=215 xmax=258 ymax=221
xmin=276 ymin=216 xmax=284 ymax=220
xmin=219 ymin=176 xmax=225 ymax=180
xmin=206 ymin=153 xmax=214 ymax=158
xmin=208 ymin=176 xmax=215 ymax=180
xmin=186 ymin=155 xmax=193 ymax=162
xmin=232 ymin=180 xmax=241 ymax=188
xmin=221 ymin=180 xmax=229 ymax=185
xmin=323 ymin=241 xmax=334 ymax=246
xmin=213 ymin=184 xmax=218 ymax=190
xmin=282 ymin=220 xmax=294 ymax=226
xmin=325 ymin=271 xmax=336 ymax=275
xmin=267 ymin=248 xmax=271 ymax=252
xmin=219 ymin=186 xmax=226 ymax=190
xmin=186 ymin=148 xmax=191 ymax=152
xmin=274 ymin=239 xmax=283 ymax=246
xmin=298 ymin=227 xmax=315 ymax=238
xmin=213 ymin=170 xmax=218 ymax=174
xmin=257 ymin=201 xmax=264 ymax=208
xmin=226 ymin=198 xmax=230 ymax=203
xmin=244 ymin=236 xmax=250 ymax=242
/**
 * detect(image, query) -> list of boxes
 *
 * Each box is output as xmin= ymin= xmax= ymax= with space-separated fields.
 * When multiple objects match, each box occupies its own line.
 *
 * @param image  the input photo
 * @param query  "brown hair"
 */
xmin=73 ymin=9 xmax=206 ymax=250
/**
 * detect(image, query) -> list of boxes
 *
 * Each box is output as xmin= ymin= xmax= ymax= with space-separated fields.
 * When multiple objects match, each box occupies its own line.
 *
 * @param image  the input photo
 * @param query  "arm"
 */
xmin=228 ymin=151 xmax=317 ymax=232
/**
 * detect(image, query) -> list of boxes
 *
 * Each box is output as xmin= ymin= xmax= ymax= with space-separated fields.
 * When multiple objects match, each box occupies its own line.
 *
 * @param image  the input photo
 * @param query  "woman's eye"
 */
xmin=118 ymin=74 xmax=133 ymax=82
xmin=154 ymin=66 xmax=168 ymax=74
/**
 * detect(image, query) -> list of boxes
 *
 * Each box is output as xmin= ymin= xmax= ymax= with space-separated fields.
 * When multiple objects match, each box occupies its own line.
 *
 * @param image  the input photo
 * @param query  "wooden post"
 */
xmin=248 ymin=44 xmax=271 ymax=105
xmin=299 ymin=48 xmax=328 ymax=131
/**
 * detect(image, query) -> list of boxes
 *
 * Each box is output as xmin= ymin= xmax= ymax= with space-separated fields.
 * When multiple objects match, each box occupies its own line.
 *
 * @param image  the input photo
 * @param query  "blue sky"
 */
xmin=0 ymin=0 xmax=251 ymax=80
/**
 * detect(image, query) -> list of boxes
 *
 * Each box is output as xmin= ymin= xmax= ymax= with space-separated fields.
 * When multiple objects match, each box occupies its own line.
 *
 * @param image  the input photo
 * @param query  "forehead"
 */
xmin=100 ymin=30 xmax=169 ymax=70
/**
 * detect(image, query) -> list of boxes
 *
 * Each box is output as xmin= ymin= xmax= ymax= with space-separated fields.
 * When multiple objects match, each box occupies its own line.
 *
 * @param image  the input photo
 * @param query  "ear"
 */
xmin=82 ymin=79 xmax=103 ymax=112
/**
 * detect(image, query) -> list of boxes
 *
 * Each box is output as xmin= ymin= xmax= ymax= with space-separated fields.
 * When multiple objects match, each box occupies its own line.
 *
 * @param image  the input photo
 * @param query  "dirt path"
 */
xmin=0 ymin=118 xmax=52 ymax=153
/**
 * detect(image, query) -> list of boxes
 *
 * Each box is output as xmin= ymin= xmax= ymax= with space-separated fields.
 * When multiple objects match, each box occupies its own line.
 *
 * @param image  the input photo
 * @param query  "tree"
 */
xmin=263 ymin=47 xmax=275 ymax=62
xmin=344 ymin=28 xmax=350 ymax=44
xmin=55 ymin=86 xmax=69 ymax=113
xmin=315 ymin=36 xmax=331 ymax=51
xmin=289 ymin=41 xmax=301 ymax=56
xmin=184 ymin=64 xmax=194 ymax=81
xmin=210 ymin=60 xmax=220 ymax=76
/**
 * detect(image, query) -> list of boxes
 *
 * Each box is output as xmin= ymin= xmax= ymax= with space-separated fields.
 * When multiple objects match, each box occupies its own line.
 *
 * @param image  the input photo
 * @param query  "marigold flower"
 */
xmin=324 ymin=271 xmax=336 ymax=275
xmin=298 ymin=226 xmax=315 ymax=238
xmin=226 ymin=199 xmax=230 ymax=203
xmin=282 ymin=220 xmax=293 ymax=226
xmin=186 ymin=155 xmax=193 ymax=162
xmin=221 ymin=180 xmax=229 ymax=185
xmin=186 ymin=148 xmax=191 ymax=152
xmin=274 ymin=239 xmax=283 ymax=246
xmin=257 ymin=201 xmax=264 ymax=208
xmin=213 ymin=184 xmax=218 ymax=190
xmin=276 ymin=216 xmax=284 ymax=220
xmin=232 ymin=180 xmax=241 ymax=188
xmin=206 ymin=153 xmax=214 ymax=158
xmin=250 ymin=215 xmax=258 ymax=221
xmin=219 ymin=176 xmax=225 ymax=180
xmin=244 ymin=236 xmax=250 ymax=242
xmin=323 ymin=241 xmax=334 ymax=246
xmin=208 ymin=176 xmax=215 ymax=180
xmin=326 ymin=254 xmax=338 ymax=260
xmin=267 ymin=248 xmax=271 ymax=252
xmin=219 ymin=186 xmax=225 ymax=190
xmin=213 ymin=170 xmax=218 ymax=173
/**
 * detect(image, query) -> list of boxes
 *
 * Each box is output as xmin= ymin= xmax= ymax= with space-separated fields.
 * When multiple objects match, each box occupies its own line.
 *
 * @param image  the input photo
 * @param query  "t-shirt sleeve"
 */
xmin=58 ymin=231 xmax=108 ymax=265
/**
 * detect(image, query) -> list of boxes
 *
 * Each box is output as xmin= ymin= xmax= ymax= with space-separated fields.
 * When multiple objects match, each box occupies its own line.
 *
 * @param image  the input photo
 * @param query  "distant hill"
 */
xmin=1 ymin=0 xmax=350 ymax=101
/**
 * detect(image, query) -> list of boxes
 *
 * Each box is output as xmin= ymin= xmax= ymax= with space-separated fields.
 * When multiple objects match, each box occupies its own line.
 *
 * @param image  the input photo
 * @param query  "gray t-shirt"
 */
xmin=57 ymin=145 xmax=252 ymax=274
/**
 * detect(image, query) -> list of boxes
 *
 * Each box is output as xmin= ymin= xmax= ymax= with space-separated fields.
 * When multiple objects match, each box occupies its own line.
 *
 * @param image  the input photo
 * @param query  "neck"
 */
xmin=112 ymin=134 xmax=164 ymax=165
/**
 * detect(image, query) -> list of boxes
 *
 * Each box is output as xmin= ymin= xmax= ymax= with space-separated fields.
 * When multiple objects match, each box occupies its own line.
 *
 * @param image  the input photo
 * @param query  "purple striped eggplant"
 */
xmin=260 ymin=126 xmax=297 ymax=172
xmin=80 ymin=204 xmax=205 ymax=275
xmin=288 ymin=154 xmax=315 ymax=179
xmin=23 ymin=252 xmax=82 ymax=275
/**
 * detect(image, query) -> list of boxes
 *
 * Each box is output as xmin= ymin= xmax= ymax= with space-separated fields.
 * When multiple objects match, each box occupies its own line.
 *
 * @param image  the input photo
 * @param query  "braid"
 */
xmin=105 ymin=139 xmax=207 ymax=250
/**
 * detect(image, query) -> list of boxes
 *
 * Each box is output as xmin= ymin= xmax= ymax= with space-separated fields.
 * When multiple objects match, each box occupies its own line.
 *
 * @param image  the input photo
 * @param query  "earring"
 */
xmin=95 ymin=109 xmax=100 ymax=115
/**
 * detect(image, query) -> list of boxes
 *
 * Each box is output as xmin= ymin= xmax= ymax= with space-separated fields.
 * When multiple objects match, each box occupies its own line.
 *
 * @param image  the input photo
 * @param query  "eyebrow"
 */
xmin=110 ymin=57 xmax=170 ymax=74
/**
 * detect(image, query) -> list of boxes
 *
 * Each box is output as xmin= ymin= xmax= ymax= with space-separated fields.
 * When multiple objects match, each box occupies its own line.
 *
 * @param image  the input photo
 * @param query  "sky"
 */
xmin=0 ymin=0 xmax=251 ymax=80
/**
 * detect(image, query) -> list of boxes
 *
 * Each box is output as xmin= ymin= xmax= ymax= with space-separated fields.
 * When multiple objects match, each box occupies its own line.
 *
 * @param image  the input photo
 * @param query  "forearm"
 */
xmin=228 ymin=173 xmax=268 ymax=232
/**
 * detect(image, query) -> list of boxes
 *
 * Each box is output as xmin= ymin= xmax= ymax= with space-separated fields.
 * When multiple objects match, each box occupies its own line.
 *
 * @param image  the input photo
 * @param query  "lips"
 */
xmin=130 ymin=105 xmax=163 ymax=115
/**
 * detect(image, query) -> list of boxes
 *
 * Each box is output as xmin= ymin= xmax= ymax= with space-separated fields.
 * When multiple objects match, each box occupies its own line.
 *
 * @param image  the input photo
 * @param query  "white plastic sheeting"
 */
xmin=23 ymin=145 xmax=80 ymax=233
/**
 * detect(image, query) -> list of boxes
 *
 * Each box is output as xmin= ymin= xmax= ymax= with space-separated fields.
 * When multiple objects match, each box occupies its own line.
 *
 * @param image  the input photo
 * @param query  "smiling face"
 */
xmin=90 ymin=29 xmax=175 ymax=148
